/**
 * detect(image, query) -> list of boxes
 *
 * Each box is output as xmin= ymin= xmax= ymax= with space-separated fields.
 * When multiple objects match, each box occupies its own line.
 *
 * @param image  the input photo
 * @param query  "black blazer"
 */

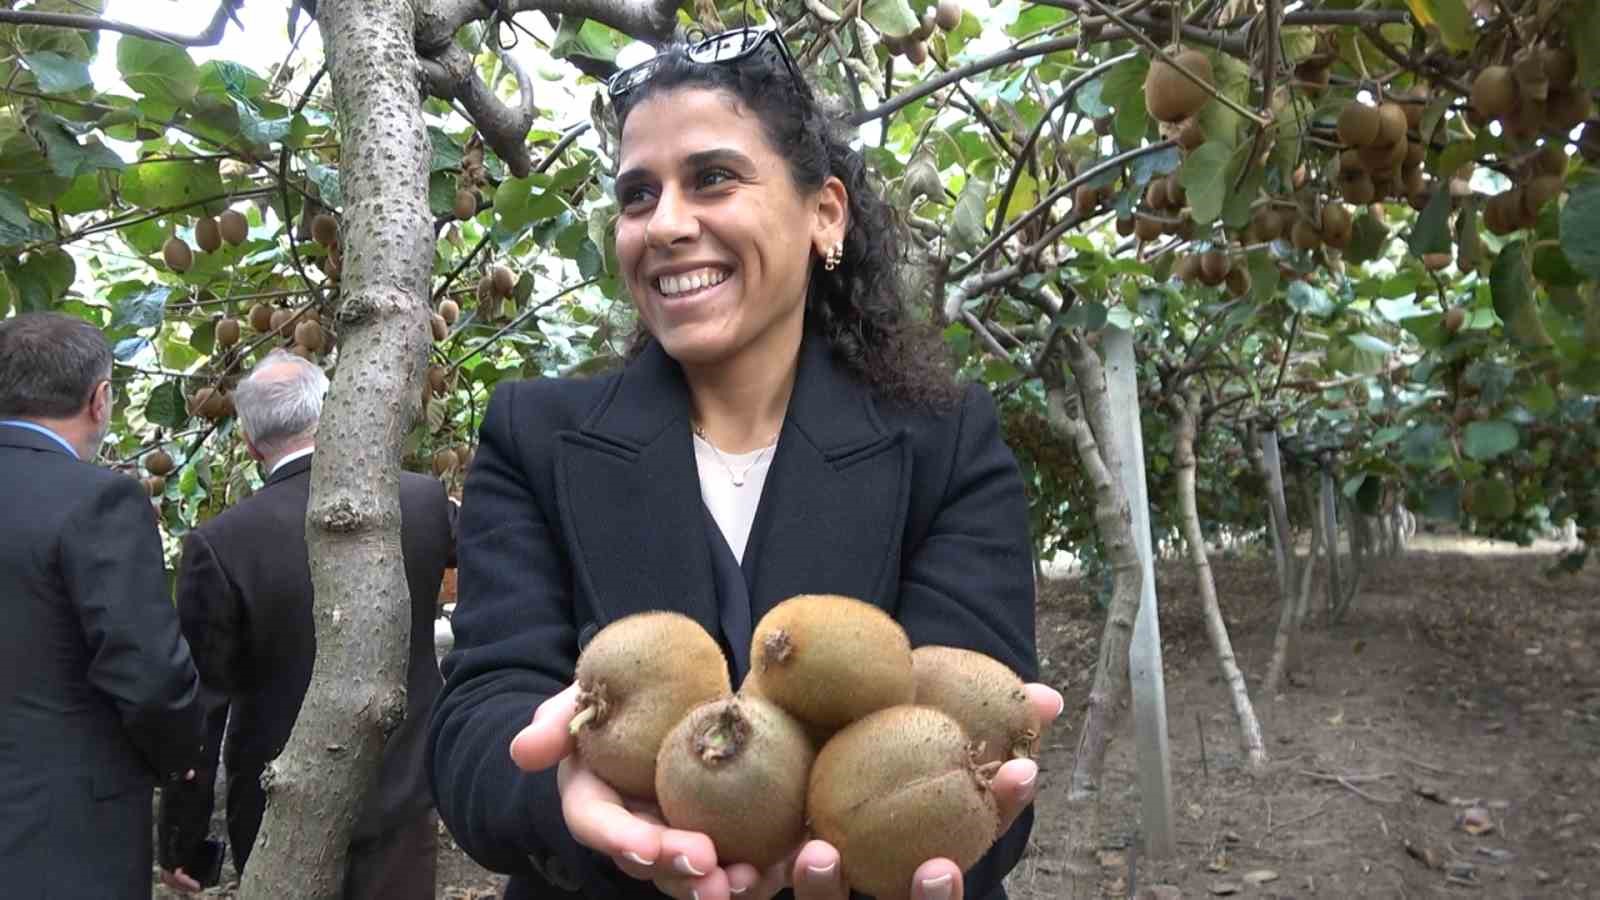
xmin=0 ymin=424 xmax=203 ymax=900
xmin=429 ymin=335 xmax=1039 ymax=899
xmin=158 ymin=455 xmax=457 ymax=871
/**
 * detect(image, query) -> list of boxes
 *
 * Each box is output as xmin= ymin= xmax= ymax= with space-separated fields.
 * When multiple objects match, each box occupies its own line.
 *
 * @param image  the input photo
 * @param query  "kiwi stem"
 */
xmin=568 ymin=704 xmax=599 ymax=735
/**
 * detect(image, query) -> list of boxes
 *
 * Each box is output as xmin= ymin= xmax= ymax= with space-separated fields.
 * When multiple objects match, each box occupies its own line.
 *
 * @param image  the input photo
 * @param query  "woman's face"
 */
xmin=614 ymin=87 xmax=844 ymax=371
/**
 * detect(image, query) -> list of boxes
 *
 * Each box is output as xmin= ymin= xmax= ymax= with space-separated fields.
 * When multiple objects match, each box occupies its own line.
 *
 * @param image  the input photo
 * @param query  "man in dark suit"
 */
xmin=0 ymin=312 xmax=205 ymax=900
xmin=158 ymin=349 xmax=457 ymax=899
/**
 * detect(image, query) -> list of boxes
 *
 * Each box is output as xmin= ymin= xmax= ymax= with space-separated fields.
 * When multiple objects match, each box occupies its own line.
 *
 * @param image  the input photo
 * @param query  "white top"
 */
xmin=693 ymin=433 xmax=777 ymax=564
xmin=269 ymin=445 xmax=315 ymax=476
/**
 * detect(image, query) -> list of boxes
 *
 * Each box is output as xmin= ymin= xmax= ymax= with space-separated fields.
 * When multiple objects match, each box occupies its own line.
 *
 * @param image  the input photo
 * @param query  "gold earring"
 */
xmin=823 ymin=242 xmax=843 ymax=271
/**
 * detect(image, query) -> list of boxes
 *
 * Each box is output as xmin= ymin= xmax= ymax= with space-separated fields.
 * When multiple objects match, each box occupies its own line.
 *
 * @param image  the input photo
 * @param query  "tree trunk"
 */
xmin=1169 ymin=392 xmax=1266 ymax=769
xmin=1319 ymin=464 xmax=1341 ymax=623
xmin=238 ymin=2 xmax=436 ymax=897
xmin=1256 ymin=426 xmax=1298 ymax=696
xmin=1042 ymin=338 xmax=1144 ymax=804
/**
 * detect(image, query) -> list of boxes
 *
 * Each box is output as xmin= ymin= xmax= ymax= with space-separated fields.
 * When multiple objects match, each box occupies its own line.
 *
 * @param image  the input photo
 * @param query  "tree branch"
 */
xmin=419 ymin=42 xmax=536 ymax=177
xmin=416 ymin=0 xmax=680 ymax=53
xmin=0 ymin=1 xmax=239 ymax=47
xmin=848 ymin=37 xmax=1083 ymax=126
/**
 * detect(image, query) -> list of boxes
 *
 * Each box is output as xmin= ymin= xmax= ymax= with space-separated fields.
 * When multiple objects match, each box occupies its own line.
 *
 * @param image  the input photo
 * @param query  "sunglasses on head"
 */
xmin=606 ymin=26 xmax=810 ymax=101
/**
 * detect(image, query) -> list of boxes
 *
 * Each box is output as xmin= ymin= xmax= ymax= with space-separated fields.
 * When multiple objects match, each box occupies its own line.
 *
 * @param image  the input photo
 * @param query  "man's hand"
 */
xmin=511 ymin=685 xmax=735 ymax=900
xmin=159 ymin=867 xmax=201 ymax=894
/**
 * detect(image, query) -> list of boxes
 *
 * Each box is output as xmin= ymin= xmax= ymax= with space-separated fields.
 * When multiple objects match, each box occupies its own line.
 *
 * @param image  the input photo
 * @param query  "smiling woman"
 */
xmin=427 ymin=24 xmax=1061 ymax=900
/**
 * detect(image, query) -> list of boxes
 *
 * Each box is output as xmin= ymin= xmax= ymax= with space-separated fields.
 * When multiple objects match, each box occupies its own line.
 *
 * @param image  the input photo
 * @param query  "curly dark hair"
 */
xmin=611 ymin=31 xmax=960 ymax=412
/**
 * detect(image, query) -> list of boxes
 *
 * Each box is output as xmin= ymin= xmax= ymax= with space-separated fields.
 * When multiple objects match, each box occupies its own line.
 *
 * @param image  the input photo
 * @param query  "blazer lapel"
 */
xmin=743 ymin=337 xmax=911 ymax=625
xmin=555 ymin=344 xmax=719 ymax=634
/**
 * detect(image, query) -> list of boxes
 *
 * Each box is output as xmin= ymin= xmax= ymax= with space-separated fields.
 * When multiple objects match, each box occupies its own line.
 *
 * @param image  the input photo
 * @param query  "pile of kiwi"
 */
xmin=568 ymin=595 xmax=1040 ymax=899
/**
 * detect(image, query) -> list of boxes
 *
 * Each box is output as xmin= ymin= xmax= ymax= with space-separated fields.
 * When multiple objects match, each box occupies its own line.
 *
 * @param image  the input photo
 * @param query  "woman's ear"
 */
xmin=813 ymin=175 xmax=849 ymax=258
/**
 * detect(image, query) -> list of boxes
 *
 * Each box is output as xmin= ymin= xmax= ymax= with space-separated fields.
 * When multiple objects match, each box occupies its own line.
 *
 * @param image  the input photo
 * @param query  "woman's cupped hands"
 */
xmin=509 ymin=681 xmax=1064 ymax=900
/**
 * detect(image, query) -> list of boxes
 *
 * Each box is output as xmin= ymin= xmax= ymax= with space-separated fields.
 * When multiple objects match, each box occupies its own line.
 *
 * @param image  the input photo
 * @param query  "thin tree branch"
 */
xmin=449 ymin=278 xmax=599 ymax=370
xmin=849 ymin=37 xmax=1084 ymax=126
xmin=0 ymin=2 xmax=239 ymax=47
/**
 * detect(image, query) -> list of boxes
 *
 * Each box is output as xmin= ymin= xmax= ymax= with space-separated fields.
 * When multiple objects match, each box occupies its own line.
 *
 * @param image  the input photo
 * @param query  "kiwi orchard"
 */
xmin=2 ymin=0 xmax=1597 ymax=896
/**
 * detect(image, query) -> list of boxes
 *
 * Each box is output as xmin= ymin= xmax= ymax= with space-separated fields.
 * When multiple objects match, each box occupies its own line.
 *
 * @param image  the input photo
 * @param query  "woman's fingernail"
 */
xmin=730 ymin=886 xmax=749 ymax=896
xmin=1018 ymin=761 xmax=1040 ymax=789
xmin=921 ymin=873 xmax=955 ymax=900
xmin=806 ymin=860 xmax=837 ymax=879
xmin=1051 ymin=691 xmax=1066 ymax=719
xmin=674 ymin=855 xmax=706 ymax=877
xmin=624 ymin=852 xmax=654 ymax=867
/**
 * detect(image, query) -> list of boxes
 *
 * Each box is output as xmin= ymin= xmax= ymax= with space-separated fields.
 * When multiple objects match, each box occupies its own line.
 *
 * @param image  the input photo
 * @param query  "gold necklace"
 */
xmin=693 ymin=423 xmax=778 ymax=487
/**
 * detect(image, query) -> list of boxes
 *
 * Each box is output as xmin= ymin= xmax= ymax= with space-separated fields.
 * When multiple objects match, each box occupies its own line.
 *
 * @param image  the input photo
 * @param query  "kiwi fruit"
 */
xmin=489 ymin=265 xmax=516 ymax=299
xmin=1293 ymin=60 xmax=1330 ymax=97
xmin=1521 ymin=175 xmax=1563 ymax=217
xmin=1143 ymin=179 xmax=1169 ymax=211
xmin=1541 ymin=46 xmax=1577 ymax=87
xmin=219 ymin=209 xmax=249 ymax=246
xmin=1134 ymin=214 xmax=1164 ymax=241
xmin=162 ymin=237 xmax=194 ymax=273
xmin=1164 ymin=174 xmax=1187 ymax=208
xmin=1225 ymin=264 xmax=1252 ymax=299
xmin=216 ymin=317 xmax=241 ymax=349
xmin=453 ymin=189 xmax=477 ymax=221
xmin=438 ymin=298 xmax=461 ymax=325
xmin=428 ymin=364 xmax=449 ymax=396
xmin=1375 ymin=102 xmax=1408 ymax=146
xmin=1442 ymin=306 xmax=1466 ymax=335
xmin=1514 ymin=50 xmax=1550 ymax=104
xmin=1174 ymin=254 xmax=1203 ymax=282
xmin=1321 ymin=204 xmax=1353 ymax=249
xmin=1144 ymin=48 xmax=1214 ymax=124
xmin=1422 ymin=252 xmax=1452 ymax=272
xmin=1290 ymin=218 xmax=1322 ymax=252
xmin=1116 ymin=214 xmax=1136 ymax=237
xmin=431 ymin=447 xmax=457 ymax=477
xmin=1340 ymin=172 xmax=1376 ymax=205
xmin=1199 ymin=250 xmax=1230 ymax=286
xmin=249 ymin=303 xmax=274 ymax=333
xmin=311 ymin=213 xmax=339 ymax=248
xmin=195 ymin=216 xmax=222 ymax=253
xmin=904 ymin=39 xmax=928 ymax=66
xmin=455 ymin=444 xmax=474 ymax=470
xmin=144 ymin=475 xmax=166 ymax=497
xmin=1535 ymin=144 xmax=1569 ymax=178
xmin=1545 ymin=88 xmax=1592 ymax=132
xmin=1075 ymin=184 xmax=1101 ymax=213
xmin=744 ymin=594 xmax=914 ymax=735
xmin=145 ymin=449 xmax=174 ymax=477
xmin=570 ymin=611 xmax=732 ymax=799
xmin=430 ymin=312 xmax=449 ymax=342
xmin=1175 ymin=117 xmax=1206 ymax=151
xmin=911 ymin=646 xmax=1039 ymax=765
xmin=807 ymin=706 xmax=1000 ymax=900
xmin=1250 ymin=207 xmax=1284 ymax=242
xmin=189 ymin=387 xmax=228 ymax=420
xmin=294 ymin=319 xmax=325 ymax=353
xmin=1336 ymin=101 xmax=1381 ymax=148
xmin=1471 ymin=66 xmax=1516 ymax=121
xmin=655 ymin=696 xmax=813 ymax=869
xmin=270 ymin=308 xmax=295 ymax=338
xmin=935 ymin=0 xmax=962 ymax=31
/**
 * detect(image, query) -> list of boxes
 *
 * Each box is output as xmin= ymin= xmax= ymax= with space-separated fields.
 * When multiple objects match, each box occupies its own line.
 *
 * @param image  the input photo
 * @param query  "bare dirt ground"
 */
xmin=157 ymin=536 xmax=1600 ymax=899
xmin=1011 ymin=535 xmax=1600 ymax=900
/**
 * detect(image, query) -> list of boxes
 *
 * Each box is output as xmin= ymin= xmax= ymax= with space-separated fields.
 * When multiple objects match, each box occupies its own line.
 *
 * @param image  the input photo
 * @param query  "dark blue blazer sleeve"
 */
xmin=426 ymin=381 xmax=587 ymax=883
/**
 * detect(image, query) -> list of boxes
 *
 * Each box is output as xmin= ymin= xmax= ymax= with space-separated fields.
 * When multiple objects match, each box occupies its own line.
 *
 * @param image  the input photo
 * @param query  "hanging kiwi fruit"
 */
xmin=1144 ymin=47 xmax=1214 ymax=124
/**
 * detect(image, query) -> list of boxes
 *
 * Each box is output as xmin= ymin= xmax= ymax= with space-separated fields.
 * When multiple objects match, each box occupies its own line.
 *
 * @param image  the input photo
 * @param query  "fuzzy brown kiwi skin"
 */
xmin=807 ymin=706 xmax=1000 ymax=900
xmin=911 ymin=645 xmax=1041 ymax=766
xmin=744 ymin=594 xmax=914 ymax=733
xmin=570 ymin=611 xmax=732 ymax=799
xmin=654 ymin=696 xmax=813 ymax=869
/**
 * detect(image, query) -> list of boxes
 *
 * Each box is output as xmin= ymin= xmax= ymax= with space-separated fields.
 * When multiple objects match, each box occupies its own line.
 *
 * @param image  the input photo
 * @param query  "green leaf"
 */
xmin=116 ymin=37 xmax=198 ymax=108
xmin=145 ymin=380 xmax=187 ymax=430
xmin=111 ymin=285 xmax=171 ymax=330
xmin=1286 ymin=280 xmax=1333 ymax=317
xmin=0 ymin=188 xmax=54 ymax=247
xmin=950 ymin=176 xmax=989 ymax=253
xmin=1521 ymin=380 xmax=1557 ymax=415
xmin=1058 ymin=301 xmax=1108 ymax=331
xmin=1470 ymin=478 xmax=1516 ymax=520
xmin=121 ymin=159 xmax=223 ymax=210
xmin=1558 ymin=179 xmax=1600 ymax=279
xmin=1344 ymin=214 xmax=1391 ymax=264
xmin=1074 ymin=78 xmax=1112 ymax=118
xmin=1179 ymin=141 xmax=1233 ymax=226
xmin=863 ymin=0 xmax=920 ymax=37
xmin=1101 ymin=57 xmax=1149 ymax=148
xmin=306 ymin=161 xmax=343 ymax=209
xmin=1434 ymin=140 xmax=1477 ymax=180
xmin=1462 ymin=420 xmax=1519 ymax=461
xmin=494 ymin=174 xmax=568 ymax=232
xmin=232 ymin=98 xmax=292 ymax=145
xmin=1490 ymin=241 xmax=1553 ymax=348
xmin=22 ymin=51 xmax=92 ymax=93
xmin=1406 ymin=0 xmax=1475 ymax=52
xmin=429 ymin=127 xmax=464 ymax=173
xmin=1407 ymin=183 xmax=1452 ymax=257
xmin=1561 ymin=2 xmax=1600 ymax=89
xmin=1248 ymin=251 xmax=1280 ymax=306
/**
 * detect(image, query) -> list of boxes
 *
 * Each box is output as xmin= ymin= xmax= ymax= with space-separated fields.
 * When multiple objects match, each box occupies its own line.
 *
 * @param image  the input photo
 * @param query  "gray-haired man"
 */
xmin=158 ymin=349 xmax=457 ymax=898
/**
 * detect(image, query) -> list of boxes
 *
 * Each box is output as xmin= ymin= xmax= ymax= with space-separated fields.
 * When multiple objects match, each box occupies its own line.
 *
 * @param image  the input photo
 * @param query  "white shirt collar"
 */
xmin=269 ymin=445 xmax=316 ymax=476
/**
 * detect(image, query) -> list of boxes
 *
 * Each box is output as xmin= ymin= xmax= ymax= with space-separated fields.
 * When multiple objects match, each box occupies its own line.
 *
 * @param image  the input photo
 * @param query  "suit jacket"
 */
xmin=158 ymin=454 xmax=457 ymax=874
xmin=0 ymin=424 xmax=204 ymax=900
xmin=429 ymin=334 xmax=1039 ymax=899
